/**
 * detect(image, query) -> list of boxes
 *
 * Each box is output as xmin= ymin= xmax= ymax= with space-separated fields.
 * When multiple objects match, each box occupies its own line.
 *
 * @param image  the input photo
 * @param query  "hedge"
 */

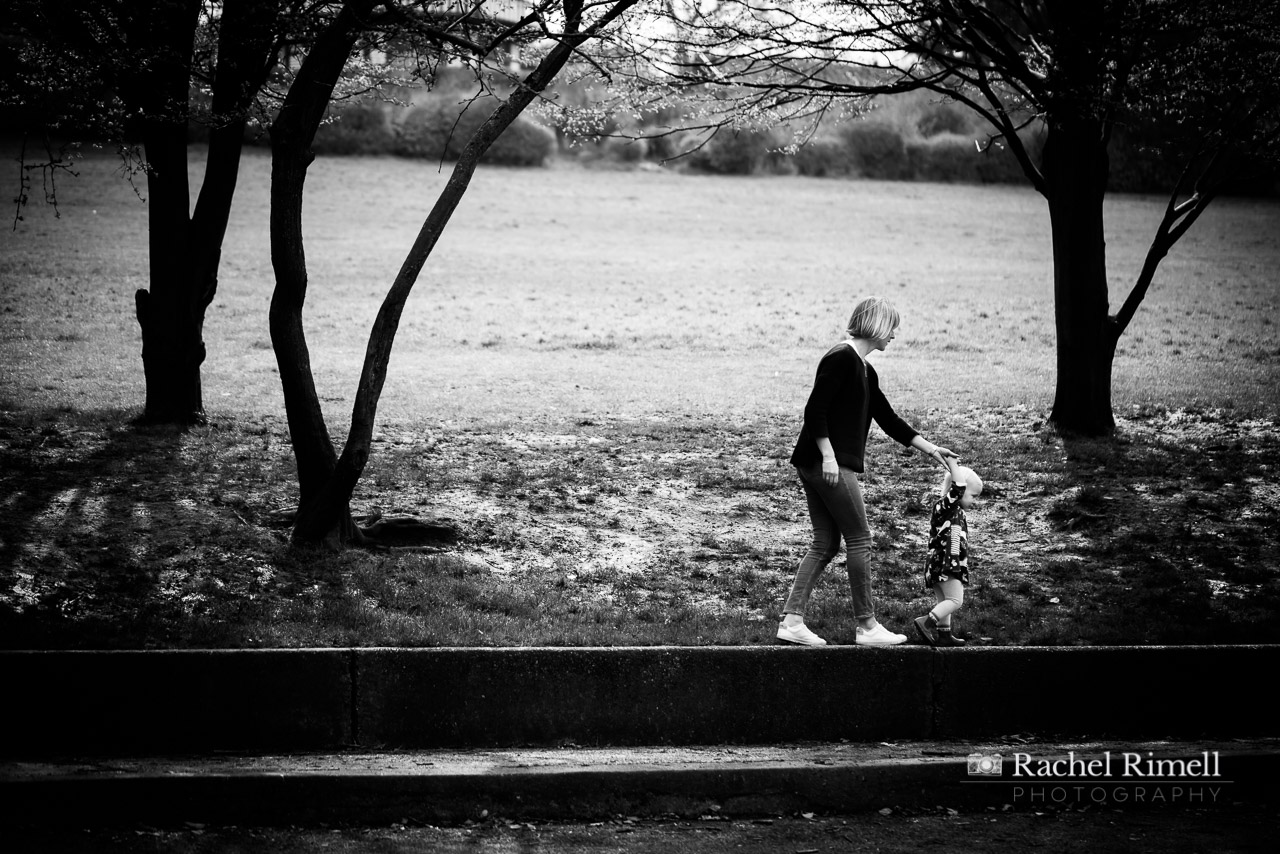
xmin=394 ymin=100 xmax=557 ymax=166
xmin=312 ymin=102 xmax=395 ymax=156
xmin=838 ymin=122 xmax=908 ymax=179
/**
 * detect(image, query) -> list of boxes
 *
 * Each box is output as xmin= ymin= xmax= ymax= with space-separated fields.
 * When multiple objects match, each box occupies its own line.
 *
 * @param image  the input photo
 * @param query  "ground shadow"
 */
xmin=1051 ymin=416 xmax=1280 ymax=644
xmin=0 ymin=406 xmax=280 ymax=648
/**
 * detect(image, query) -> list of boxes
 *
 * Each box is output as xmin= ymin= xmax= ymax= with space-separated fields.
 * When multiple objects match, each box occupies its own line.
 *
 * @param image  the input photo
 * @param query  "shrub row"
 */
xmin=323 ymin=95 xmax=1031 ymax=182
xmin=682 ymin=120 xmax=1038 ymax=185
xmin=217 ymin=85 xmax=1273 ymax=193
xmin=310 ymin=102 xmax=394 ymax=155
xmin=305 ymin=97 xmax=557 ymax=166
xmin=389 ymin=100 xmax=556 ymax=166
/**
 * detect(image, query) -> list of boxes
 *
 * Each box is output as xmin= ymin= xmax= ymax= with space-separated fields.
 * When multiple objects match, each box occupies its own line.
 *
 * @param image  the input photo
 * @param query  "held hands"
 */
xmin=929 ymin=445 xmax=960 ymax=468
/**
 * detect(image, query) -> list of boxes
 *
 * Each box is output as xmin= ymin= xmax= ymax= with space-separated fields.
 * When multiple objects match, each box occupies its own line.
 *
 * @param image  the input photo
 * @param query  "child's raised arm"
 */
xmin=944 ymin=454 xmax=964 ymax=484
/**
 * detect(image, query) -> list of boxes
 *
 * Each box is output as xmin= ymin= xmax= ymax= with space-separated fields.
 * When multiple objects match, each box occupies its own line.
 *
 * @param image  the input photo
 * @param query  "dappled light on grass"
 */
xmin=1 ymin=404 xmax=1278 ymax=648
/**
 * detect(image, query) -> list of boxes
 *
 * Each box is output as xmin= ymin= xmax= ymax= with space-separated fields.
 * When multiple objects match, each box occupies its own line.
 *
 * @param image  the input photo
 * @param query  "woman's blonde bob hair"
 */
xmin=846 ymin=296 xmax=900 ymax=341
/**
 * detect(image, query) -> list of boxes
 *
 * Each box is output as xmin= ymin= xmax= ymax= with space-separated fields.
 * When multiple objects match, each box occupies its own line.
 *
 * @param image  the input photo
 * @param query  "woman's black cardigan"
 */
xmin=790 ymin=343 xmax=919 ymax=473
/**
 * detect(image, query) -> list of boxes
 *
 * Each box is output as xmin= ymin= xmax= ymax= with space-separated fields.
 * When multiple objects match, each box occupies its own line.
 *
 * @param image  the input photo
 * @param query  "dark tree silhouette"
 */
xmin=267 ymin=0 xmax=640 ymax=548
xmin=4 ymin=0 xmax=288 ymax=424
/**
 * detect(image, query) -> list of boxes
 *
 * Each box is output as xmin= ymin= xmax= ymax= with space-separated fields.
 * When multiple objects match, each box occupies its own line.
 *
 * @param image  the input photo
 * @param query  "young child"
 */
xmin=914 ymin=457 xmax=982 ymax=647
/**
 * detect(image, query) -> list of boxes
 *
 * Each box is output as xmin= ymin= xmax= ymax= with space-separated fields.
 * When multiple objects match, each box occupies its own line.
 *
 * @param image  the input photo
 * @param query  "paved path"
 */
xmin=7 ymin=802 xmax=1279 ymax=853
xmin=5 ymin=738 xmax=1276 ymax=828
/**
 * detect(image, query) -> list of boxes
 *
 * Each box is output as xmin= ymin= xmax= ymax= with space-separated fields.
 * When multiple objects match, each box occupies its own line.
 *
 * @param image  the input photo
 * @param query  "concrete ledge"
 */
xmin=932 ymin=646 xmax=1275 ymax=738
xmin=0 ymin=650 xmax=352 ymax=757
xmin=355 ymin=646 xmax=933 ymax=747
xmin=2 ymin=645 xmax=1276 ymax=757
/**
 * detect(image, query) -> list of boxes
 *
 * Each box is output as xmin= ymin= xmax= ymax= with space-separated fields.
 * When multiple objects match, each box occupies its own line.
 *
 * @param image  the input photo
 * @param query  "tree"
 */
xmin=4 ymin=1 xmax=289 ymax=424
xmin=267 ymin=0 xmax=640 ymax=548
xmin=599 ymin=0 xmax=1280 ymax=435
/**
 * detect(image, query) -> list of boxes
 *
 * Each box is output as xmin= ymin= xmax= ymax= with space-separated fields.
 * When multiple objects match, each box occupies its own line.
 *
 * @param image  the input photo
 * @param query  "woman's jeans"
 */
xmin=782 ymin=463 xmax=874 ymax=621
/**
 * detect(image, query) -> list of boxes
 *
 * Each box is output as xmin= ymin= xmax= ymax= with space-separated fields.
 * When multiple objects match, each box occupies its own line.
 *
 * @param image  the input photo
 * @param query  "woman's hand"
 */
xmin=923 ymin=443 xmax=959 ymax=468
xmin=815 ymin=438 xmax=840 ymax=486
xmin=911 ymin=434 xmax=956 ymax=467
xmin=931 ymin=444 xmax=959 ymax=463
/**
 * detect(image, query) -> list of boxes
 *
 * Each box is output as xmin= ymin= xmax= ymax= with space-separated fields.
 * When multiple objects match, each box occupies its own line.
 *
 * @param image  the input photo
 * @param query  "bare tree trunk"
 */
xmin=269 ymin=2 xmax=377 ymax=546
xmin=132 ymin=0 xmax=279 ymax=425
xmin=1042 ymin=116 xmax=1119 ymax=436
xmin=272 ymin=0 xmax=637 ymax=548
xmin=268 ymin=140 xmax=339 ymax=503
xmin=1038 ymin=2 xmax=1119 ymax=436
xmin=129 ymin=0 xmax=204 ymax=424
xmin=290 ymin=93 xmax=544 ymax=546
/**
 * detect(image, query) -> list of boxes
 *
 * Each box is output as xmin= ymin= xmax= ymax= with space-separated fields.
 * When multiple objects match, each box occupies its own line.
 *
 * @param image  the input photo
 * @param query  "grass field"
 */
xmin=2 ymin=146 xmax=1279 ymax=649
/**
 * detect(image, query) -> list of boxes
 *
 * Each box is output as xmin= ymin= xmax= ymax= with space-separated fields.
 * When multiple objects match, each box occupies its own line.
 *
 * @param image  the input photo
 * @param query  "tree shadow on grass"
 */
xmin=1052 ymin=414 xmax=1280 ymax=644
xmin=0 ymin=405 xmax=292 ymax=649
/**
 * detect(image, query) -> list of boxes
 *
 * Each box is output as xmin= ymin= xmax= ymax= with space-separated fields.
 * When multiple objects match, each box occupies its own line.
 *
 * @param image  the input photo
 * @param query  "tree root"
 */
xmin=356 ymin=515 xmax=460 ymax=550
xmin=267 ymin=507 xmax=460 ymax=551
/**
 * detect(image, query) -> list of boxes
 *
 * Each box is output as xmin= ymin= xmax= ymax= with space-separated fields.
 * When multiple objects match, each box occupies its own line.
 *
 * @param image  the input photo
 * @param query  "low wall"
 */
xmin=2 ymin=646 xmax=1274 ymax=757
xmin=1 ymin=649 xmax=352 ymax=756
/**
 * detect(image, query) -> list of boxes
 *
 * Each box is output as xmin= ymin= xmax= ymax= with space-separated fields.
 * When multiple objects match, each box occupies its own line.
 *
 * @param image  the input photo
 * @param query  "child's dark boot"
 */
xmin=913 ymin=614 xmax=939 ymax=646
xmin=936 ymin=627 xmax=966 ymax=647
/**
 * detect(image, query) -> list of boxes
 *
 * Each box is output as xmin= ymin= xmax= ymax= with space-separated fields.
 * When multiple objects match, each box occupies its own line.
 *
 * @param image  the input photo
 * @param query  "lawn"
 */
xmin=1 ymin=145 xmax=1278 ymax=649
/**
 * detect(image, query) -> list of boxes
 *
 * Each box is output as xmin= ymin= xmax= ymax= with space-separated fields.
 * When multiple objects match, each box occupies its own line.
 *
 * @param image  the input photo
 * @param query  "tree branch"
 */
xmin=1112 ymin=148 xmax=1224 ymax=336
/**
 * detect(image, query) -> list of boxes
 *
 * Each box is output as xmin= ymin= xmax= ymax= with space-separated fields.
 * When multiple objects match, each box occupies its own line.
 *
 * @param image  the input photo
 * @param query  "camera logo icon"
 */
xmin=967 ymin=753 xmax=1003 ymax=776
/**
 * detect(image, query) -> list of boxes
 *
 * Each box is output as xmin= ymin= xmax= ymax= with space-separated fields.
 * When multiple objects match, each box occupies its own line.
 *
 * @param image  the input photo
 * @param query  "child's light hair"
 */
xmin=942 ymin=466 xmax=983 ymax=498
xmin=846 ymin=296 xmax=900 ymax=341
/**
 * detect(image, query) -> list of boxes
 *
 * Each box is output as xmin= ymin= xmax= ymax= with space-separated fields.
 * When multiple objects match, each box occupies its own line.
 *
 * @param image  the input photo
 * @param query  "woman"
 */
xmin=778 ymin=296 xmax=958 ymax=647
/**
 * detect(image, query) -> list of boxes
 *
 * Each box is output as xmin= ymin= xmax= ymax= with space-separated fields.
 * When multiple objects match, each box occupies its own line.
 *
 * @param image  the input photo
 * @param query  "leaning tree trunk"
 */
xmin=271 ymin=0 xmax=637 ymax=548
xmin=289 ymin=93 xmax=546 ymax=547
xmin=269 ymin=2 xmax=377 ymax=548
xmin=1042 ymin=114 xmax=1120 ymax=436
xmin=268 ymin=129 xmax=358 ymax=549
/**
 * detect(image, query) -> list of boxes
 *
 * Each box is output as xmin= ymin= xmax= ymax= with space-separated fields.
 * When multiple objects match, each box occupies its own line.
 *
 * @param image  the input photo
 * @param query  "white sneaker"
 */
xmin=855 ymin=623 xmax=907 ymax=646
xmin=776 ymin=621 xmax=827 ymax=646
